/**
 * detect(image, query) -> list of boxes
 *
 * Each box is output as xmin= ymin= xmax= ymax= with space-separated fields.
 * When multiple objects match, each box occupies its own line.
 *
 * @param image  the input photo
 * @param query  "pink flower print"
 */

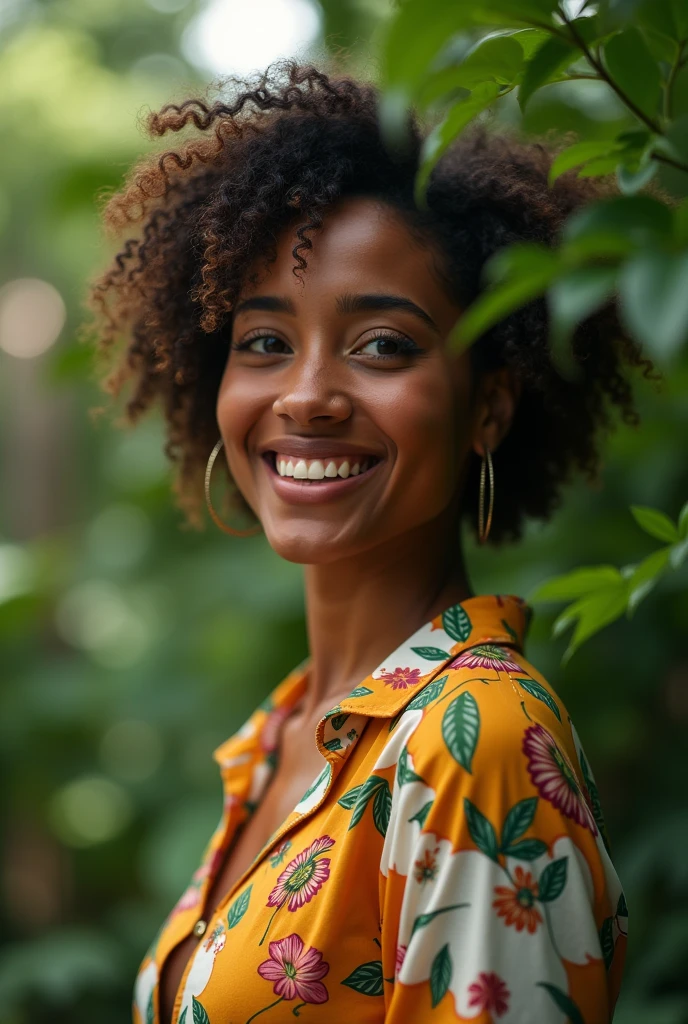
xmin=173 ymin=882 xmax=201 ymax=916
xmin=256 ymin=933 xmax=329 ymax=1003
xmin=467 ymin=971 xmax=510 ymax=1017
xmin=395 ymin=944 xmax=407 ymax=977
xmin=450 ymin=644 xmax=523 ymax=673
xmin=379 ymin=667 xmax=422 ymax=690
xmin=268 ymin=836 xmax=335 ymax=911
xmin=522 ymin=723 xmax=597 ymax=833
xmin=260 ymin=705 xmax=290 ymax=754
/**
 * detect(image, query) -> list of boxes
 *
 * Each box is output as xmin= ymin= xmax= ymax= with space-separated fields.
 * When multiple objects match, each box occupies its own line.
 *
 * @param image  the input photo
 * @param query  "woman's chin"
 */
xmin=263 ymin=519 xmax=373 ymax=565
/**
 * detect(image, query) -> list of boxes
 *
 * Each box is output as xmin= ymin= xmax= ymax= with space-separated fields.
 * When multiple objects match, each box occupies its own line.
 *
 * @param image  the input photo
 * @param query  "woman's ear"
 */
xmin=471 ymin=366 xmax=522 ymax=457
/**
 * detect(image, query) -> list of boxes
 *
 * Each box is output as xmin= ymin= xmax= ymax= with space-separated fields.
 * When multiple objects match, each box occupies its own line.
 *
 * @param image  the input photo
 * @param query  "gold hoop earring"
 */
xmin=478 ymin=445 xmax=494 ymax=545
xmin=204 ymin=439 xmax=261 ymax=537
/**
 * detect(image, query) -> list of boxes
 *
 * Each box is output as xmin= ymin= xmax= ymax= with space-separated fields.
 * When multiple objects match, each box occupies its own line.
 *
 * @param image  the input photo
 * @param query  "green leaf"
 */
xmin=178 ymin=1010 xmax=187 ymax=1024
xmin=617 ymin=891 xmax=629 ymax=917
xmin=442 ymin=692 xmax=480 ymax=773
xmin=348 ymin=686 xmax=374 ymax=698
xmin=563 ymin=195 xmax=673 ymax=249
xmin=411 ymin=645 xmax=451 ymax=660
xmin=192 ymin=997 xmax=210 ymax=1024
xmin=464 ymin=797 xmax=499 ymax=861
xmin=538 ymin=856 xmax=568 ymax=902
xmin=519 ymin=36 xmax=576 ymax=110
xmin=599 ymin=916 xmax=615 ymax=969
xmin=349 ymin=775 xmax=386 ymax=829
xmin=617 ymin=157 xmax=658 ymax=195
xmin=670 ymin=536 xmax=688 ymax=569
xmin=373 ymin=782 xmax=393 ymax=837
xmin=515 ymin=677 xmax=561 ymax=722
xmin=604 ymin=27 xmax=662 ymax=120
xmin=338 ymin=784 xmax=362 ymax=810
xmin=450 ymin=34 xmax=524 ymax=89
xmin=627 ymin=548 xmax=671 ymax=613
xmin=147 ymin=993 xmax=155 ymax=1024
xmin=442 ymin=604 xmax=472 ymax=643
xmin=530 ymin=566 xmax=623 ymax=601
xmin=500 ymin=797 xmax=538 ymax=849
xmin=638 ymin=0 xmax=688 ymax=43
xmin=410 ymin=902 xmax=469 ymax=939
xmin=397 ymin=746 xmax=424 ymax=786
xmin=678 ymin=500 xmax=688 ymax=539
xmin=330 ymin=712 xmax=350 ymax=731
xmin=502 ymin=838 xmax=549 ymax=860
xmin=382 ymin=0 xmax=474 ymax=90
xmin=406 ymin=675 xmax=447 ymax=710
xmin=455 ymin=243 xmax=563 ymax=345
xmin=536 ymin=983 xmax=585 ymax=1024
xmin=549 ymin=141 xmax=626 ymax=184
xmin=341 ymin=959 xmax=384 ymax=996
xmin=416 ymin=82 xmax=501 ymax=203
xmin=631 ymin=505 xmax=680 ymax=543
xmin=578 ymin=748 xmax=611 ymax=854
xmin=299 ymin=765 xmax=330 ymax=804
xmin=409 ymin=800 xmax=434 ymax=827
xmin=554 ymin=586 xmax=630 ymax=663
xmin=227 ymin=884 xmax=252 ymax=929
xmin=620 ymin=250 xmax=688 ymax=359
xmin=324 ymin=738 xmax=343 ymax=752
xmin=548 ymin=268 xmax=617 ymax=371
xmin=430 ymin=944 xmax=452 ymax=1008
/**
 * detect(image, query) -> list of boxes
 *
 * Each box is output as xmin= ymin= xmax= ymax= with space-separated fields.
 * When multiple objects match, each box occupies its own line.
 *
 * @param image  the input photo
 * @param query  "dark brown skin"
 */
xmin=158 ymin=197 xmax=520 ymax=1023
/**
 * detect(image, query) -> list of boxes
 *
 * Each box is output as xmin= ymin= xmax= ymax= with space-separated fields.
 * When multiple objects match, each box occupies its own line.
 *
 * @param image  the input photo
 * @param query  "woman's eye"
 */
xmin=237 ymin=335 xmax=291 ymax=354
xmin=355 ymin=335 xmax=422 ymax=358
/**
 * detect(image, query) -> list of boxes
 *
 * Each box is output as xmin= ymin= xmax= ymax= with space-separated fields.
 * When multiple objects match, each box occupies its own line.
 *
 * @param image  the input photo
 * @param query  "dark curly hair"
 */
xmin=88 ymin=60 xmax=657 ymax=545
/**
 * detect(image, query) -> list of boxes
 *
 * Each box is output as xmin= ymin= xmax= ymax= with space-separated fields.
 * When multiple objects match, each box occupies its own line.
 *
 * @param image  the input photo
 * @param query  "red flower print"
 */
xmin=379 ymin=667 xmax=422 ymax=690
xmin=450 ymin=644 xmax=523 ymax=673
xmin=257 ymin=933 xmax=329 ymax=1003
xmin=413 ymin=846 xmax=439 ymax=885
xmin=493 ymin=866 xmax=543 ymax=933
xmin=395 ymin=944 xmax=407 ymax=976
xmin=467 ymin=971 xmax=510 ymax=1017
xmin=522 ymin=723 xmax=597 ymax=833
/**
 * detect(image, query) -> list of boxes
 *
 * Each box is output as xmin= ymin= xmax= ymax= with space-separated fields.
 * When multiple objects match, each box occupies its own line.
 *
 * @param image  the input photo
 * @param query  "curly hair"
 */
xmin=88 ymin=60 xmax=657 ymax=545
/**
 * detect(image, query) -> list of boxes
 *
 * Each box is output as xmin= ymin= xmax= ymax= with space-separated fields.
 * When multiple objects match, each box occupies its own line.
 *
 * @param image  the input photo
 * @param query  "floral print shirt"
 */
xmin=133 ymin=594 xmax=627 ymax=1024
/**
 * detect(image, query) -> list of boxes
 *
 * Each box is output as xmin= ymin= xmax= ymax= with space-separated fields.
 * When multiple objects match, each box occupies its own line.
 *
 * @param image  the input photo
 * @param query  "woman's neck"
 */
xmin=301 ymin=505 xmax=473 ymax=717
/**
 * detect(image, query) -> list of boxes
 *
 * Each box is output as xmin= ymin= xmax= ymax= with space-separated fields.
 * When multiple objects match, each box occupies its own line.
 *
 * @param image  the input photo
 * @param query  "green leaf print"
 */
xmin=410 ymin=903 xmax=469 ymax=939
xmin=464 ymin=798 xmax=499 ymax=861
xmin=338 ymin=784 xmax=362 ymax=810
xmin=397 ymin=746 xmax=424 ymax=786
xmin=324 ymin=738 xmax=343 ymax=752
xmin=442 ymin=605 xmax=472 ymax=643
xmin=515 ymin=677 xmax=561 ymax=722
xmin=579 ymin=748 xmax=611 ymax=853
xmin=502 ymin=838 xmax=548 ymax=861
xmin=192 ymin=996 xmax=211 ymax=1024
xmin=536 ymin=983 xmax=585 ymax=1024
xmin=411 ymin=645 xmax=451 ymax=660
xmin=617 ymin=891 xmax=628 ymax=918
xmin=227 ymin=884 xmax=252 ymax=929
xmin=500 ymin=797 xmax=538 ymax=850
xmin=500 ymin=617 xmax=518 ymax=643
xmin=372 ymin=782 xmax=393 ymax=837
xmin=429 ymin=944 xmax=452 ymax=1008
xmin=348 ymin=686 xmax=374 ymax=698
xmin=538 ymin=856 xmax=568 ymax=902
xmin=341 ymin=960 xmax=384 ymax=996
xmin=408 ymin=800 xmax=433 ymax=828
xmin=146 ymin=992 xmax=154 ymax=1024
xmin=299 ymin=765 xmax=330 ymax=804
xmin=330 ymin=712 xmax=350 ymax=731
xmin=350 ymin=776 xmax=387 ymax=828
xmin=599 ymin=916 xmax=615 ymax=970
xmin=178 ymin=1010 xmax=187 ymax=1024
xmin=442 ymin=692 xmax=480 ymax=773
xmin=406 ymin=675 xmax=447 ymax=711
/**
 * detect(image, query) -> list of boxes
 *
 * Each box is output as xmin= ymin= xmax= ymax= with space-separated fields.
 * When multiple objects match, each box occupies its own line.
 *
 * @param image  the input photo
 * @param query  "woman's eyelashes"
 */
xmin=230 ymin=330 xmax=426 ymax=360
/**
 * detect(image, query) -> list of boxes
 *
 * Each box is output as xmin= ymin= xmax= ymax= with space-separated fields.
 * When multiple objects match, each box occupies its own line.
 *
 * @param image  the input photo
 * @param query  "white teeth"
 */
xmin=324 ymin=461 xmax=338 ymax=478
xmin=338 ymin=461 xmax=350 ymax=479
xmin=286 ymin=460 xmax=294 ymax=477
xmin=293 ymin=459 xmax=308 ymax=479
xmin=307 ymin=460 xmax=325 ymax=480
xmin=279 ymin=459 xmax=286 ymax=476
xmin=350 ymin=462 xmax=360 ymax=476
xmin=275 ymin=454 xmax=376 ymax=479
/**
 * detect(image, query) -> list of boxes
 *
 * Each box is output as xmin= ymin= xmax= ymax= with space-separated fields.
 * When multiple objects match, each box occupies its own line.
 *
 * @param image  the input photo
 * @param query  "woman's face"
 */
xmin=217 ymin=197 xmax=492 ymax=563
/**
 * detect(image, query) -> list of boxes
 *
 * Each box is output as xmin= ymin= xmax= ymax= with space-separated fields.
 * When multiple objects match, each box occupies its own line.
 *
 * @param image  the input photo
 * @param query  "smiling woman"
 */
xmin=89 ymin=61 xmax=641 ymax=1024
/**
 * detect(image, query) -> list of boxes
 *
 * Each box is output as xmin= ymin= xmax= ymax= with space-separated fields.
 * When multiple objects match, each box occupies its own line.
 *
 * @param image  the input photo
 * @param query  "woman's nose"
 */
xmin=272 ymin=357 xmax=353 ymax=427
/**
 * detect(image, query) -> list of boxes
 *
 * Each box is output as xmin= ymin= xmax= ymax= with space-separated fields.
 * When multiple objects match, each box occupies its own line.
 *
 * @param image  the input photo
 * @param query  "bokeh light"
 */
xmin=0 ymin=278 xmax=66 ymax=359
xmin=49 ymin=776 xmax=133 ymax=847
xmin=99 ymin=720 xmax=164 ymax=782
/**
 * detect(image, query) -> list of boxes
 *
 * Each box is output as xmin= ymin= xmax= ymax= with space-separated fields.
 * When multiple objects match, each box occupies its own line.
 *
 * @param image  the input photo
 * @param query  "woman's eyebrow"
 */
xmin=336 ymin=292 xmax=440 ymax=333
xmin=233 ymin=296 xmax=296 ymax=316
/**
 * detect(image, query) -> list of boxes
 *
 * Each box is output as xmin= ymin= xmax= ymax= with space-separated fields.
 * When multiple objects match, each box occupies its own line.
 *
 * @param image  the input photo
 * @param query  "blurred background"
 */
xmin=0 ymin=1 xmax=686 ymax=1022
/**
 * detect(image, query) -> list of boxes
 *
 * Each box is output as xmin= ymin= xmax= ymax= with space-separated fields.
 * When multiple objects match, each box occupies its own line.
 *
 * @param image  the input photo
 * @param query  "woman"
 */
xmin=91 ymin=63 xmax=640 ymax=1024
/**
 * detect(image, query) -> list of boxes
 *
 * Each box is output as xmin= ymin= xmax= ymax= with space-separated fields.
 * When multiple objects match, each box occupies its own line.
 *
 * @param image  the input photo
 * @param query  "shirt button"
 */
xmin=193 ymin=919 xmax=207 ymax=938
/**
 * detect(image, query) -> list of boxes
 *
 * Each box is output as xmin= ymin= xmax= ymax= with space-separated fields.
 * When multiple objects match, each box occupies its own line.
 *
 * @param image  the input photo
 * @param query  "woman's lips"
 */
xmin=261 ymin=451 xmax=382 ymax=504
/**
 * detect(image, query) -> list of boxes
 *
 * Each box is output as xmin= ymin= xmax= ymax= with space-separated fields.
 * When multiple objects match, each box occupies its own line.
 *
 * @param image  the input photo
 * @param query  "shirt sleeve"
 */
xmin=377 ymin=670 xmax=628 ymax=1024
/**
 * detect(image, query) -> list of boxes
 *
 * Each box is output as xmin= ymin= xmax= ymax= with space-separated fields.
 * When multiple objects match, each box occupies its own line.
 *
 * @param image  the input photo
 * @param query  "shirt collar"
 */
xmin=213 ymin=593 xmax=531 ymax=768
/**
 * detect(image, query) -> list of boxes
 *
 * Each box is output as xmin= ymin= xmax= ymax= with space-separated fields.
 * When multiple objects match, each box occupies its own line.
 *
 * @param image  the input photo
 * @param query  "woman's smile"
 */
xmin=261 ymin=448 xmax=384 ymax=504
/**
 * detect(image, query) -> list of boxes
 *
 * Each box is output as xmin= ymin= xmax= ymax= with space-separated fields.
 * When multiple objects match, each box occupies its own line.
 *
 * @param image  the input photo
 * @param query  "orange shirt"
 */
xmin=133 ymin=594 xmax=627 ymax=1023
